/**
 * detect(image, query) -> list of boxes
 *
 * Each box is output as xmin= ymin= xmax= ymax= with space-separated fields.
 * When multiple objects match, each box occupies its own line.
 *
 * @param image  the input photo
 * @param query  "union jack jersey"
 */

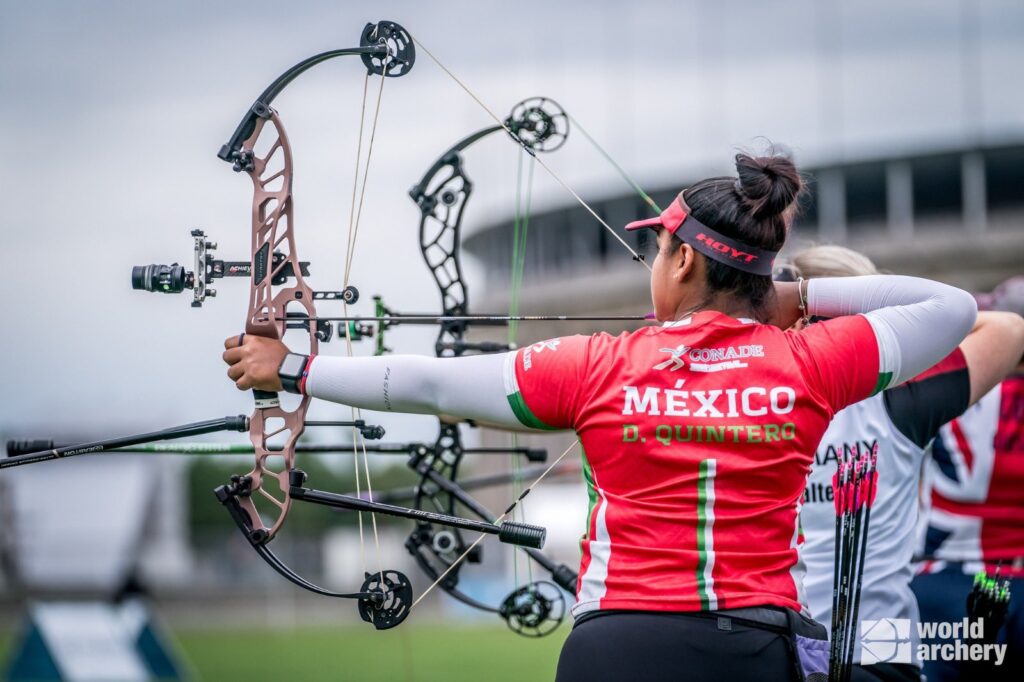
xmin=504 ymin=311 xmax=883 ymax=616
xmin=922 ymin=374 xmax=1024 ymax=568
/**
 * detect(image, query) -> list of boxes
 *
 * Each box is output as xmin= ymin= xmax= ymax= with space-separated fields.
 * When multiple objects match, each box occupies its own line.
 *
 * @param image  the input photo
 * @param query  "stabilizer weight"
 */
xmin=498 ymin=521 xmax=546 ymax=549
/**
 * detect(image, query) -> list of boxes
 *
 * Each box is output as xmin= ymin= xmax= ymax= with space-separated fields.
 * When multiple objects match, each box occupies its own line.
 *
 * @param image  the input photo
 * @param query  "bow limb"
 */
xmin=408 ymin=124 xmax=501 ymax=357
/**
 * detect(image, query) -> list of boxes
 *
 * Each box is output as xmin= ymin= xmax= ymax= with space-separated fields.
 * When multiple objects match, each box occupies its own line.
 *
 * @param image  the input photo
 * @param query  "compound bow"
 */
xmin=6 ymin=19 xmax=661 ymax=634
xmin=7 ymin=19 xmax=550 ymax=632
xmin=205 ymin=19 xmax=561 ymax=632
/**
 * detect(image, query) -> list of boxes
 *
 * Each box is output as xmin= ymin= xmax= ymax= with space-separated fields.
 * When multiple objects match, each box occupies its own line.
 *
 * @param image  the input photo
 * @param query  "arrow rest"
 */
xmin=313 ymin=286 xmax=360 ymax=304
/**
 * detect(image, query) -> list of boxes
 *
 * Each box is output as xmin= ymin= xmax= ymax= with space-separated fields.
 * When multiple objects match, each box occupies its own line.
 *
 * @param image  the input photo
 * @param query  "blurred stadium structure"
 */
xmin=466 ymin=141 xmax=1024 ymax=319
xmin=0 ymin=1 xmax=1022 ymax=676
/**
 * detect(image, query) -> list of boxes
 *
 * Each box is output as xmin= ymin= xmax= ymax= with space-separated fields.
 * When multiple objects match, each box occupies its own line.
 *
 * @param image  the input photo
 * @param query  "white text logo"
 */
xmin=653 ymin=344 xmax=765 ymax=373
xmin=860 ymin=618 xmax=1007 ymax=666
xmin=622 ymin=381 xmax=796 ymax=418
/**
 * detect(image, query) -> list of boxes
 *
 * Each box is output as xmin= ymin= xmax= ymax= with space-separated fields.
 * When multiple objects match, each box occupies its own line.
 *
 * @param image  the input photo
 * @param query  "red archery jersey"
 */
xmin=505 ymin=311 xmax=881 ymax=615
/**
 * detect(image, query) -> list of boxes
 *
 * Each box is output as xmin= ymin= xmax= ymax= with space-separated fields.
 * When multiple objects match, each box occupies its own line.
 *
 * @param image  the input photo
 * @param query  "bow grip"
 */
xmin=241 ymin=330 xmax=282 ymax=409
xmin=253 ymin=389 xmax=280 ymax=409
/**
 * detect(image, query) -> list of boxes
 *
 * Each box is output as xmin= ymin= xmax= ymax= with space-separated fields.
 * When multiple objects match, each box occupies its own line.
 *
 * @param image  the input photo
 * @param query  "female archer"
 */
xmin=223 ymin=152 xmax=978 ymax=681
xmin=785 ymin=246 xmax=1024 ymax=682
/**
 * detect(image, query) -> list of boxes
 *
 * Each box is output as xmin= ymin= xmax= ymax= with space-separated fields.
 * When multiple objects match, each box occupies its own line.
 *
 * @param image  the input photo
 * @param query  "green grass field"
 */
xmin=1 ymin=624 xmax=569 ymax=681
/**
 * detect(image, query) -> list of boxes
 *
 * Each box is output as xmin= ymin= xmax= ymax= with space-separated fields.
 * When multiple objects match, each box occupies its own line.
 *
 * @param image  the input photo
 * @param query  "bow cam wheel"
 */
xmin=361 ymin=20 xmax=416 ymax=77
xmin=358 ymin=569 xmax=414 ymax=630
xmin=506 ymin=97 xmax=569 ymax=153
xmin=498 ymin=580 xmax=566 ymax=637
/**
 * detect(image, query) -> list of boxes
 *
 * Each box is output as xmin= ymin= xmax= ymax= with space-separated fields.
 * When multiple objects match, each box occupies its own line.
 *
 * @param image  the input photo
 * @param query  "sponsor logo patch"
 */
xmin=653 ymin=344 xmax=764 ymax=373
xmin=523 ymin=339 xmax=561 ymax=370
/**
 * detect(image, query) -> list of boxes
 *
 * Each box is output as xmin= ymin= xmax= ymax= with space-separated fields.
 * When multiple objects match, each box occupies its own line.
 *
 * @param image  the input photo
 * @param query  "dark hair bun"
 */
xmin=734 ymin=152 xmax=802 ymax=220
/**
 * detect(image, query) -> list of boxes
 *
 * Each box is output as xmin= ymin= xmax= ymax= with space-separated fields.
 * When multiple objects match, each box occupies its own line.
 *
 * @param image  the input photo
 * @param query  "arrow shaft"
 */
xmin=297 ymin=314 xmax=651 ymax=323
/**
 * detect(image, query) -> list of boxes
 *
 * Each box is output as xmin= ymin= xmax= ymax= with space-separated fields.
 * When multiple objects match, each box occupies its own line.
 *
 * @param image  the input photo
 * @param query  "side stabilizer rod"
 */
xmin=2 ymin=416 xmax=249 ymax=469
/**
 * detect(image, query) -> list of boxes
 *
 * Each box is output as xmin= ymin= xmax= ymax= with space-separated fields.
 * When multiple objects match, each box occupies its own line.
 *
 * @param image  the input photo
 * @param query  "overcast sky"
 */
xmin=1 ymin=0 xmax=1021 ymax=439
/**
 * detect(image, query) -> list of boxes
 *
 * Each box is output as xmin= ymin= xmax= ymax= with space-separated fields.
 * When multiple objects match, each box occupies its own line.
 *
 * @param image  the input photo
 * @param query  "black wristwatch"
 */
xmin=278 ymin=353 xmax=310 ymax=394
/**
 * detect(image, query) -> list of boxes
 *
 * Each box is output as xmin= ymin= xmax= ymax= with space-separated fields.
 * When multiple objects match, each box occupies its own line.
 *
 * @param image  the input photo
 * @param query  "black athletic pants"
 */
xmin=554 ymin=611 xmax=798 ymax=682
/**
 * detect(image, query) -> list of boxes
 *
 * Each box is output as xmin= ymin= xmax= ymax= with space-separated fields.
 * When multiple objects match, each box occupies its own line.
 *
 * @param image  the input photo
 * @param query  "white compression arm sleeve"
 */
xmin=808 ymin=275 xmax=977 ymax=388
xmin=304 ymin=351 xmax=525 ymax=430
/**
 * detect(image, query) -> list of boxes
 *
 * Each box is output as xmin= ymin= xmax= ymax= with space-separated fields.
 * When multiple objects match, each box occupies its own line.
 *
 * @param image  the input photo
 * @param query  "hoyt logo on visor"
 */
xmin=624 ymin=194 xmax=778 ymax=276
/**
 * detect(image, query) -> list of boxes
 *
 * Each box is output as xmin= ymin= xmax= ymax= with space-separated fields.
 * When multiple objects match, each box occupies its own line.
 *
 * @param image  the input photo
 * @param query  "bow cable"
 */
xmin=341 ymin=54 xmax=391 ymax=595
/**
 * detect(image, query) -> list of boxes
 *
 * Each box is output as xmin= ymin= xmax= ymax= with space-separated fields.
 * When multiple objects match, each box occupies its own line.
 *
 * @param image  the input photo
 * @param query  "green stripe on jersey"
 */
xmin=695 ymin=458 xmax=718 ymax=610
xmin=580 ymin=446 xmax=598 ymax=549
xmin=505 ymin=390 xmax=559 ymax=430
xmin=503 ymin=352 xmax=559 ymax=430
xmin=871 ymin=371 xmax=894 ymax=396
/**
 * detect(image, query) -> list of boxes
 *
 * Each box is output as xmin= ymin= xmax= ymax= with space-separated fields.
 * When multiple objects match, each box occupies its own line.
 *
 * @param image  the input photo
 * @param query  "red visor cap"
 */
xmin=624 ymin=196 xmax=689 ymax=235
xmin=622 ymin=194 xmax=779 ymax=276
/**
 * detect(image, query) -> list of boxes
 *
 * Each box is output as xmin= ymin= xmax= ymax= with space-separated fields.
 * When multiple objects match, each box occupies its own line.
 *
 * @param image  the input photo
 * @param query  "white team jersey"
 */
xmin=799 ymin=395 xmax=927 ymax=666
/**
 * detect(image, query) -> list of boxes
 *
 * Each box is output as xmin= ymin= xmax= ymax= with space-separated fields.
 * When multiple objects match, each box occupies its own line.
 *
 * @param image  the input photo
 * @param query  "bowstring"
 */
xmin=345 ymin=60 xmax=389 ymax=284
xmin=410 ymin=36 xmax=652 ymax=272
xmin=342 ymin=58 xmax=391 ymax=590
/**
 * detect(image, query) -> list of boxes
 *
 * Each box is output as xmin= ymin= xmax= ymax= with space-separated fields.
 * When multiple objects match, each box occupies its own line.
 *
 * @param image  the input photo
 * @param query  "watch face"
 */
xmin=280 ymin=353 xmax=306 ymax=377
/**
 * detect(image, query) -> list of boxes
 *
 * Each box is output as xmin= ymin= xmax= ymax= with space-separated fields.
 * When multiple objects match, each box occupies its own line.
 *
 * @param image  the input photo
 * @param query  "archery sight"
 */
xmin=131 ymin=229 xmax=355 ymax=343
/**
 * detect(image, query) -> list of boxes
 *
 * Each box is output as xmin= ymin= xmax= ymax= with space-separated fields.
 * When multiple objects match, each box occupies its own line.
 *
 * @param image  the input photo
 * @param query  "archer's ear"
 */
xmin=675 ymin=242 xmax=697 ymax=283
